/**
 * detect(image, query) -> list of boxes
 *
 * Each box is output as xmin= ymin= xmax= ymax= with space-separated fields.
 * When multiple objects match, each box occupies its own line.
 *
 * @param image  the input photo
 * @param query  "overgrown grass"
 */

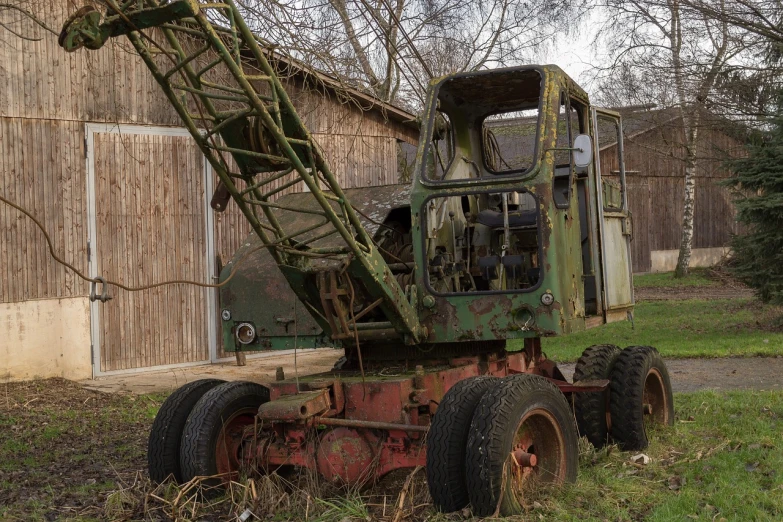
xmin=542 ymin=390 xmax=783 ymax=521
xmin=534 ymin=298 xmax=783 ymax=363
xmin=633 ymin=268 xmax=718 ymax=288
xmin=3 ymin=381 xmax=783 ymax=520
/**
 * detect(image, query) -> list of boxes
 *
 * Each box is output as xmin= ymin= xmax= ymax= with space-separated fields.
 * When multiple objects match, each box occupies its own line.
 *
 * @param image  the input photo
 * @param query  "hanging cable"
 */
xmin=1 ymin=193 xmax=265 ymax=292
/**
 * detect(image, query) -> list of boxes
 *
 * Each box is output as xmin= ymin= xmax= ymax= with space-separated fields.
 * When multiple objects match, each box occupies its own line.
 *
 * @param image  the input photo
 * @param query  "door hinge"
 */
xmin=87 ymin=239 xmax=91 ymax=263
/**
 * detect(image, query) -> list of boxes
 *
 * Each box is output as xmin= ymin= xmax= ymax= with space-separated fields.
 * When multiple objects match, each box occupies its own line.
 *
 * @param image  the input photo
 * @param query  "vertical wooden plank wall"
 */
xmin=0 ymin=118 xmax=88 ymax=303
xmin=92 ymin=133 xmax=210 ymax=371
xmin=600 ymin=119 xmax=745 ymax=273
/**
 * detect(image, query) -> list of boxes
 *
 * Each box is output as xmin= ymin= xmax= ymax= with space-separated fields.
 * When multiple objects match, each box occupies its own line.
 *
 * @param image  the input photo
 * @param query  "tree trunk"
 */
xmin=675 ymin=151 xmax=697 ymax=277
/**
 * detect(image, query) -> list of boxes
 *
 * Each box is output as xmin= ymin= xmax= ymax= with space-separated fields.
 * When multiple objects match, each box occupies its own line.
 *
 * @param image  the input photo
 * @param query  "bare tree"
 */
xmin=592 ymin=0 xmax=773 ymax=277
xmin=683 ymin=0 xmax=783 ymax=119
xmin=236 ymin=0 xmax=585 ymax=108
xmin=682 ymin=0 xmax=783 ymax=45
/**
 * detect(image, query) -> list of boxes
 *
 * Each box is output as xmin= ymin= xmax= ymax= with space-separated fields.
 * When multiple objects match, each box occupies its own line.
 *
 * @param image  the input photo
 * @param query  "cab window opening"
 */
xmin=482 ymin=108 xmax=540 ymax=174
xmin=422 ymin=68 xmax=543 ymax=182
xmin=596 ymin=116 xmax=626 ymax=212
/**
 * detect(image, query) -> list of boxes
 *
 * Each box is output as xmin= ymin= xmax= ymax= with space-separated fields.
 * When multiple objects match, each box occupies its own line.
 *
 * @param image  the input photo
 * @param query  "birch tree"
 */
xmin=593 ymin=0 xmax=769 ymax=277
xmin=682 ymin=0 xmax=783 ymax=45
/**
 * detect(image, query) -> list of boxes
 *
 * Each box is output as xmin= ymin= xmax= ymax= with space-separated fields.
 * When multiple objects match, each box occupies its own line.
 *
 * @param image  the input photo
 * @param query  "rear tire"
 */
xmin=180 ymin=381 xmax=270 ymax=487
xmin=465 ymin=374 xmax=578 ymax=516
xmin=427 ymin=376 xmax=499 ymax=513
xmin=148 ymin=378 xmax=225 ymax=483
xmin=573 ymin=344 xmax=621 ymax=448
xmin=610 ymin=346 xmax=674 ymax=450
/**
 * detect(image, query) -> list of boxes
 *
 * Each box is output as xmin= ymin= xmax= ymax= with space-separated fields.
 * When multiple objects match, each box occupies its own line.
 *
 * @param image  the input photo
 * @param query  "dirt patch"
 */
xmin=0 ymin=379 xmax=155 ymax=520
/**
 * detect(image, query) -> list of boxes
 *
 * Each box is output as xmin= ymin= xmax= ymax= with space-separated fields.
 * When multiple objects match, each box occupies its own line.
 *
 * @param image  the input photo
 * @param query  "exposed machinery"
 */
xmin=60 ymin=1 xmax=674 ymax=515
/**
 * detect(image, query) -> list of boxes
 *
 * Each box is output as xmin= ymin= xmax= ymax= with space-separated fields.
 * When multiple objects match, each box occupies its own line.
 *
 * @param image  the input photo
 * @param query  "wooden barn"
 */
xmin=599 ymin=107 xmax=744 ymax=273
xmin=0 ymin=4 xmax=418 ymax=380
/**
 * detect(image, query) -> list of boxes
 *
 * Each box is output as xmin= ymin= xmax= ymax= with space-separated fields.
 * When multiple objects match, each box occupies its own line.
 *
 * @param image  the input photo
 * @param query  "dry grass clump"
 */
xmin=102 ymin=465 xmax=436 ymax=521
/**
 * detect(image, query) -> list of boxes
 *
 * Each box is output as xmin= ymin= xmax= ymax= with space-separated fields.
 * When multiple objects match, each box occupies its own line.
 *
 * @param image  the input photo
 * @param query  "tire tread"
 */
xmin=147 ymin=378 xmax=225 ymax=483
xmin=180 ymin=381 xmax=269 ymax=485
xmin=573 ymin=344 xmax=621 ymax=448
xmin=465 ymin=374 xmax=578 ymax=516
xmin=427 ymin=376 xmax=499 ymax=512
xmin=609 ymin=345 xmax=673 ymax=450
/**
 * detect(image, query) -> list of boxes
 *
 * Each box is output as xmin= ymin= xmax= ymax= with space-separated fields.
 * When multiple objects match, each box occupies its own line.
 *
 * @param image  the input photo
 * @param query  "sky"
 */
xmin=541 ymin=11 xmax=603 ymax=89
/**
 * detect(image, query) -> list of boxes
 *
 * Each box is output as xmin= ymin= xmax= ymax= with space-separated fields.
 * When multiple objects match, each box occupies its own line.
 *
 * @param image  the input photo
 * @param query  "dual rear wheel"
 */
xmin=573 ymin=344 xmax=674 ymax=450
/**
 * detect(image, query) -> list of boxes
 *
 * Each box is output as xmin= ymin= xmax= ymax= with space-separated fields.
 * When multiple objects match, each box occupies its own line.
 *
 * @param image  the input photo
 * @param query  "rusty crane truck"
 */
xmin=59 ymin=1 xmax=673 ymax=515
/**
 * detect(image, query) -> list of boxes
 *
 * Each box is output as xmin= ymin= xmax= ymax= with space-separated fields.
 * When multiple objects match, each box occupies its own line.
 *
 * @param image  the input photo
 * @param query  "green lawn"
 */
xmin=529 ymin=298 xmax=783 ymax=363
xmin=633 ymin=268 xmax=718 ymax=288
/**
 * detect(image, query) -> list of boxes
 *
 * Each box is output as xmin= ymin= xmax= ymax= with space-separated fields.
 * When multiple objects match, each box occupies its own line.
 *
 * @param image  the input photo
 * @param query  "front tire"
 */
xmin=465 ymin=374 xmax=578 ymax=516
xmin=180 ymin=381 xmax=270 ymax=487
xmin=610 ymin=346 xmax=674 ymax=450
xmin=148 ymin=378 xmax=226 ymax=483
xmin=427 ymin=376 xmax=499 ymax=513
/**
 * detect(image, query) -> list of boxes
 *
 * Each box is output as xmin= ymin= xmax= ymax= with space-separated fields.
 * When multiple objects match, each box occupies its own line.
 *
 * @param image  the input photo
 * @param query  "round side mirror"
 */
xmin=573 ymin=134 xmax=593 ymax=168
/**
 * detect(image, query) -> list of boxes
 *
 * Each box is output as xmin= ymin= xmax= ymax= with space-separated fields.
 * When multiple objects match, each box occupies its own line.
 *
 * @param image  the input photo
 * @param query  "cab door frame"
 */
xmin=591 ymin=107 xmax=635 ymax=318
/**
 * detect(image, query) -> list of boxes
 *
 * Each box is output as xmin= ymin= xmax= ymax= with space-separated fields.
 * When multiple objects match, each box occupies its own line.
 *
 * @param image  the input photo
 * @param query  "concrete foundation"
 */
xmin=650 ymin=247 xmax=730 ymax=273
xmin=1 ymin=297 xmax=92 ymax=382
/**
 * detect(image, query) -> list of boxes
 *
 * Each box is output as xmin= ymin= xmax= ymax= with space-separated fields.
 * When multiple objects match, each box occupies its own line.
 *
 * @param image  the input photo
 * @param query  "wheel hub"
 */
xmin=509 ymin=408 xmax=568 ymax=502
xmin=643 ymin=368 xmax=670 ymax=425
xmin=214 ymin=409 xmax=257 ymax=482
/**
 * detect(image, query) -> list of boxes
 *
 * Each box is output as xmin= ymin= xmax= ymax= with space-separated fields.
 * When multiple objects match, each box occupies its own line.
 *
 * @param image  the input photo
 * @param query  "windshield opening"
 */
xmin=423 ymin=68 xmax=543 ymax=182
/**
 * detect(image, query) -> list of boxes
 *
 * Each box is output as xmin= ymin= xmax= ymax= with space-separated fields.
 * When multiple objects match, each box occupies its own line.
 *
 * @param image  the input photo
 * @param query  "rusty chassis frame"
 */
xmin=234 ymin=340 xmax=606 ymax=483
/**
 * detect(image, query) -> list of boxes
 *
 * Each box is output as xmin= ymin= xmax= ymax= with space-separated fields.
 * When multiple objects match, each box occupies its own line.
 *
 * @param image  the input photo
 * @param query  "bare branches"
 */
xmin=682 ymin=0 xmax=783 ymax=45
xmin=0 ymin=1 xmax=59 ymax=44
xmin=236 ymin=0 xmax=585 ymax=107
xmin=591 ymin=0 xmax=779 ymax=122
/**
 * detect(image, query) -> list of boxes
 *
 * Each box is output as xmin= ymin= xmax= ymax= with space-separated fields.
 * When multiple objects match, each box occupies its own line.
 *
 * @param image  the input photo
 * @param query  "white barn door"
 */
xmin=86 ymin=124 xmax=216 ymax=374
